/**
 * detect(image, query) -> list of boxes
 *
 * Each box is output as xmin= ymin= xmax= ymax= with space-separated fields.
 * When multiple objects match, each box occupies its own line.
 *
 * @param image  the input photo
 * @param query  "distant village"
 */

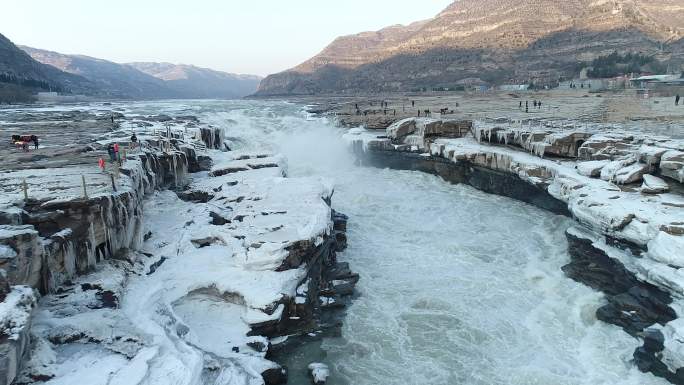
xmin=443 ymin=72 xmax=684 ymax=97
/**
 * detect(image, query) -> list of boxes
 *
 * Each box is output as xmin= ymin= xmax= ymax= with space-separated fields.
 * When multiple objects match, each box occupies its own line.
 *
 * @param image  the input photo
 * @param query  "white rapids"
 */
xmin=103 ymin=100 xmax=673 ymax=384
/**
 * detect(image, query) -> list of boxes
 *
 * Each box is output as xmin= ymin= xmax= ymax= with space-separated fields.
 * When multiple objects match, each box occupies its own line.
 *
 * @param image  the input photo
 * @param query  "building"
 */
xmin=629 ymin=75 xmax=680 ymax=88
xmin=499 ymin=84 xmax=529 ymax=91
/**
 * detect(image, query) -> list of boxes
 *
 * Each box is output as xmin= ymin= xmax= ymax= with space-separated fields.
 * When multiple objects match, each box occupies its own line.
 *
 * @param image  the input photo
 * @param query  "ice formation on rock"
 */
xmin=0 ymin=109 xmax=356 ymax=385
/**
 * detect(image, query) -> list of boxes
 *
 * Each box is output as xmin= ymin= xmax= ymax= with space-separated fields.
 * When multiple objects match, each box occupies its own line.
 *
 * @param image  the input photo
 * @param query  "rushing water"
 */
xmin=118 ymin=100 xmax=667 ymax=385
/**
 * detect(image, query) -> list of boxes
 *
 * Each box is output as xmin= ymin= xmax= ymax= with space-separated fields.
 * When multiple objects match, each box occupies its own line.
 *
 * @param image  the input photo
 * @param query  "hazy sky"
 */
xmin=2 ymin=1 xmax=453 ymax=76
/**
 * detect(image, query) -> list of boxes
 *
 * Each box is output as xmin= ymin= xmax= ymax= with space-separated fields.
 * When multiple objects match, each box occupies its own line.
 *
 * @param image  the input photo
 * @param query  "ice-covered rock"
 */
xmin=641 ymin=175 xmax=670 ymax=194
xmin=387 ymin=118 xmax=420 ymax=140
xmin=578 ymin=133 xmax=636 ymax=160
xmin=0 ymin=285 xmax=36 ymax=385
xmin=308 ymin=362 xmax=330 ymax=384
xmin=577 ymin=160 xmax=609 ymax=177
xmin=386 ymin=118 xmax=471 ymax=150
xmin=543 ymin=131 xmax=593 ymax=158
xmin=660 ymin=319 xmax=684 ymax=373
xmin=647 ymin=232 xmax=684 ymax=268
xmin=0 ymin=226 xmax=42 ymax=289
xmin=661 ymin=150 xmax=684 ymax=183
xmin=600 ymin=158 xmax=649 ymax=184
xmin=639 ymin=145 xmax=669 ymax=167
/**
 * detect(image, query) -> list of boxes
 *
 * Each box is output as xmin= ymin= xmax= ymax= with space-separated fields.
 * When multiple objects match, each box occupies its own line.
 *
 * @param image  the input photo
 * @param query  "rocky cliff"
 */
xmin=256 ymin=0 xmax=684 ymax=95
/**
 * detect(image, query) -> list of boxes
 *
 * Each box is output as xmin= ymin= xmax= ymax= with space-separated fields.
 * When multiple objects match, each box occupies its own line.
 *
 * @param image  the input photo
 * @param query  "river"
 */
xmin=122 ymin=99 xmax=666 ymax=385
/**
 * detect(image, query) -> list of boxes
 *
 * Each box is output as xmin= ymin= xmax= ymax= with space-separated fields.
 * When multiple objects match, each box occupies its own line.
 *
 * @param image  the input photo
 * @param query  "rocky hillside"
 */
xmin=0 ymin=33 xmax=95 ymax=101
xmin=20 ymin=46 xmax=261 ymax=99
xmin=256 ymin=0 xmax=684 ymax=95
xmin=21 ymin=46 xmax=174 ymax=99
xmin=129 ymin=62 xmax=262 ymax=99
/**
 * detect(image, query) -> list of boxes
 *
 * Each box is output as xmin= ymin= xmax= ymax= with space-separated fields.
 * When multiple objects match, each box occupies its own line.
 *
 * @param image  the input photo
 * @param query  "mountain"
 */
xmin=128 ymin=62 xmax=262 ymax=99
xmin=20 ymin=46 xmax=261 ymax=99
xmin=20 ymin=46 xmax=174 ymax=99
xmin=256 ymin=0 xmax=684 ymax=95
xmin=0 ymin=33 xmax=95 ymax=102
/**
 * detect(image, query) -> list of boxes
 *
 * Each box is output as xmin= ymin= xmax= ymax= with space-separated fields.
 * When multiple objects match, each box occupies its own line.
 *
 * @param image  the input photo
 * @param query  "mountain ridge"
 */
xmin=21 ymin=45 xmax=262 ymax=99
xmin=128 ymin=62 xmax=261 ymax=99
xmin=256 ymin=0 xmax=684 ymax=95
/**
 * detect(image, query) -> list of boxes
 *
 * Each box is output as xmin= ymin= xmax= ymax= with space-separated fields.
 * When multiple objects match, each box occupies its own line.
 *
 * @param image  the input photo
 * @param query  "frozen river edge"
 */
xmin=0 ymin=110 xmax=357 ymax=385
xmin=341 ymin=115 xmax=684 ymax=384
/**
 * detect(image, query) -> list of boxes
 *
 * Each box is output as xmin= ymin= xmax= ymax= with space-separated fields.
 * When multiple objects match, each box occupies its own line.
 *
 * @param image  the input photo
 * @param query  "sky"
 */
xmin=2 ymin=1 xmax=453 ymax=77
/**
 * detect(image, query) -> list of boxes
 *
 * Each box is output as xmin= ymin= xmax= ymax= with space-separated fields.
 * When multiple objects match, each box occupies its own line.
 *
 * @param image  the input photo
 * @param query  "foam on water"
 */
xmin=120 ymin=100 xmax=666 ymax=385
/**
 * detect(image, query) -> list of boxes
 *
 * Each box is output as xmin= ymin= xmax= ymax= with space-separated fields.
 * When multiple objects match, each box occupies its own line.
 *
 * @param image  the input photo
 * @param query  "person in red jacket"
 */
xmin=113 ymin=143 xmax=121 ymax=165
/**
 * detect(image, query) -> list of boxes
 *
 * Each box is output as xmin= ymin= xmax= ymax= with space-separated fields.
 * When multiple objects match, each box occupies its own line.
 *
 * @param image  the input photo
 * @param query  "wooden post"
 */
xmin=82 ymin=175 xmax=88 ymax=199
xmin=110 ymin=173 xmax=117 ymax=192
xmin=22 ymin=179 xmax=28 ymax=202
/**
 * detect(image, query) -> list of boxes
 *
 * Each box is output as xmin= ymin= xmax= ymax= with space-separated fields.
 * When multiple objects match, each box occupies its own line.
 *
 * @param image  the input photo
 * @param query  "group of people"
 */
xmin=100 ymin=133 xmax=138 ymax=171
xmin=106 ymin=142 xmax=122 ymax=166
xmin=354 ymin=100 xmax=456 ymax=118
xmin=519 ymin=100 xmax=543 ymax=113
xmin=11 ymin=135 xmax=39 ymax=151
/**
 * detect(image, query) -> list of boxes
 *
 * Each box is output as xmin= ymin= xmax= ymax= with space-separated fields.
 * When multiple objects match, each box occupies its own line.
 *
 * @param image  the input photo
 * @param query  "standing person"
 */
xmin=107 ymin=143 xmax=116 ymax=163
xmin=538 ymin=100 xmax=542 ymax=109
xmin=98 ymin=157 xmax=106 ymax=172
xmin=33 ymin=135 xmax=39 ymax=149
xmin=519 ymin=101 xmax=522 ymax=109
xmin=111 ymin=114 xmax=114 ymax=124
xmin=676 ymin=94 xmax=681 ymax=106
xmin=130 ymin=133 xmax=138 ymax=149
xmin=525 ymin=101 xmax=529 ymax=113
xmin=412 ymin=100 xmax=415 ymax=107
xmin=113 ymin=142 xmax=121 ymax=165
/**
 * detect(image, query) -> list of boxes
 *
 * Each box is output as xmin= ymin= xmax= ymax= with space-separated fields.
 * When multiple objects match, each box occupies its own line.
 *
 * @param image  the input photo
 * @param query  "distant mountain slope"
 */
xmin=0 ymin=33 xmax=94 ymax=97
xmin=128 ymin=62 xmax=262 ymax=99
xmin=20 ymin=46 xmax=174 ymax=99
xmin=256 ymin=0 xmax=684 ymax=95
xmin=21 ymin=46 xmax=261 ymax=99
